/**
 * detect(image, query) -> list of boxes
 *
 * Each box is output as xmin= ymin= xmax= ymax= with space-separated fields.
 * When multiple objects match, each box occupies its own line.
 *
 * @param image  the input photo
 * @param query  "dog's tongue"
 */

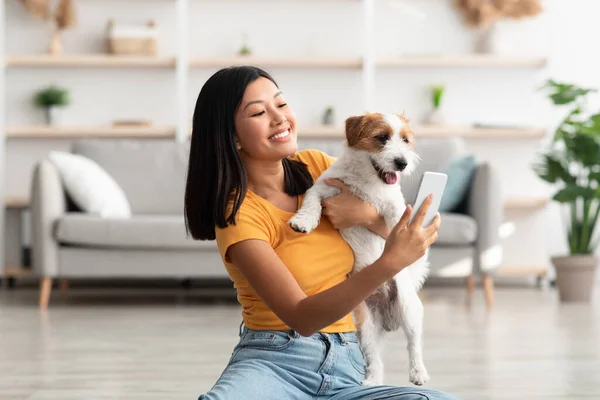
xmin=384 ymin=172 xmax=398 ymax=185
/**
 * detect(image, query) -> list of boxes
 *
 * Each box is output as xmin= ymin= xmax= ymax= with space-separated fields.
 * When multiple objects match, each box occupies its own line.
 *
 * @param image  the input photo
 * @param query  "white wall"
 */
xmin=3 ymin=0 xmax=600 ymax=274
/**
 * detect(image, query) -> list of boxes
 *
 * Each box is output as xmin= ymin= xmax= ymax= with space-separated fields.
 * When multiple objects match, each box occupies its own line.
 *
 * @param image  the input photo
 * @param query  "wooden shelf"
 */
xmin=418 ymin=125 xmax=546 ymax=138
xmin=190 ymin=57 xmax=363 ymax=69
xmin=6 ymin=55 xmax=177 ymax=68
xmin=504 ymin=197 xmax=550 ymax=210
xmin=6 ymin=126 xmax=177 ymax=139
xmin=297 ymin=125 xmax=545 ymax=139
xmin=496 ymin=265 xmax=548 ymax=277
xmin=4 ymin=196 xmax=29 ymax=208
xmin=377 ymin=55 xmax=547 ymax=68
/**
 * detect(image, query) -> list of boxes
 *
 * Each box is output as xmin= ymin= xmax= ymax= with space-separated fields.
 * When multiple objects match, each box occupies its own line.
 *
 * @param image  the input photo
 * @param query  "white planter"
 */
xmin=425 ymin=108 xmax=445 ymax=125
xmin=45 ymin=106 xmax=62 ymax=126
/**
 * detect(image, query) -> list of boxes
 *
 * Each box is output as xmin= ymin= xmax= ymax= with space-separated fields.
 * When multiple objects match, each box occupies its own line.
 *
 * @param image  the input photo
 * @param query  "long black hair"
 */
xmin=184 ymin=66 xmax=313 ymax=240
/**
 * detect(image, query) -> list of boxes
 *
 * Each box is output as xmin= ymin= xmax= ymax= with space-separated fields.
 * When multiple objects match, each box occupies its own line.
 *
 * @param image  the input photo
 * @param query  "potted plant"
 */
xmin=425 ymin=85 xmax=445 ymax=125
xmin=34 ymin=85 xmax=70 ymax=125
xmin=534 ymin=79 xmax=600 ymax=302
xmin=453 ymin=0 xmax=543 ymax=54
xmin=238 ymin=32 xmax=252 ymax=57
xmin=322 ymin=106 xmax=335 ymax=126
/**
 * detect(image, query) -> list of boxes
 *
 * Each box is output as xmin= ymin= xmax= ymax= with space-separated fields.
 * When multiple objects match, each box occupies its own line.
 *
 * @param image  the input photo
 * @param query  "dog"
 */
xmin=288 ymin=112 xmax=431 ymax=386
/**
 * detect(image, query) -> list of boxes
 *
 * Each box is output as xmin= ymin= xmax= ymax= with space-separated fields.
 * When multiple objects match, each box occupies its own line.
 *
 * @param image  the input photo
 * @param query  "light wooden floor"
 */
xmin=0 ymin=284 xmax=599 ymax=400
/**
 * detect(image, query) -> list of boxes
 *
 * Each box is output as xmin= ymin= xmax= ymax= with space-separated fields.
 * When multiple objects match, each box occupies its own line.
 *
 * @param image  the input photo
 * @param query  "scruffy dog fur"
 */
xmin=289 ymin=112 xmax=430 ymax=386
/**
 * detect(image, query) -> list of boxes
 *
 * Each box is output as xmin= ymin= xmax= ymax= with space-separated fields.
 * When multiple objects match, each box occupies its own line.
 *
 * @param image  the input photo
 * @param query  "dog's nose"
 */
xmin=394 ymin=158 xmax=408 ymax=171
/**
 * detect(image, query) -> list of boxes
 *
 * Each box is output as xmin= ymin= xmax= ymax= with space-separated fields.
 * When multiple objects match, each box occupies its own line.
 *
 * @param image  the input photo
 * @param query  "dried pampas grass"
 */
xmin=454 ymin=0 xmax=543 ymax=28
xmin=19 ymin=0 xmax=77 ymax=29
xmin=55 ymin=0 xmax=77 ymax=29
xmin=19 ymin=0 xmax=51 ymax=20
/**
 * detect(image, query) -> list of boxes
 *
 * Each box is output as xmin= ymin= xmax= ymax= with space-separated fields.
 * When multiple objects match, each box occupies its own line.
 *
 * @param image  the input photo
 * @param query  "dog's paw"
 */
xmin=288 ymin=213 xmax=319 ymax=234
xmin=361 ymin=376 xmax=383 ymax=386
xmin=409 ymin=368 xmax=430 ymax=386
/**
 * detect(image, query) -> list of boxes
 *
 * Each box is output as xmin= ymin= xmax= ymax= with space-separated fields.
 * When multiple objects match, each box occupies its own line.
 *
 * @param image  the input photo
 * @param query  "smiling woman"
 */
xmin=184 ymin=65 xmax=458 ymax=400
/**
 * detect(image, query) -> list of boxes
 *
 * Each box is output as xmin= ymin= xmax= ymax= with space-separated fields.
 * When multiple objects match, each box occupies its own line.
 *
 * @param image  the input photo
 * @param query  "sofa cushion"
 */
xmin=72 ymin=140 xmax=190 ymax=214
xmin=439 ymin=154 xmax=477 ymax=213
xmin=55 ymin=213 xmax=217 ymax=250
xmin=437 ymin=213 xmax=477 ymax=245
xmin=401 ymin=137 xmax=467 ymax=204
xmin=48 ymin=151 xmax=132 ymax=218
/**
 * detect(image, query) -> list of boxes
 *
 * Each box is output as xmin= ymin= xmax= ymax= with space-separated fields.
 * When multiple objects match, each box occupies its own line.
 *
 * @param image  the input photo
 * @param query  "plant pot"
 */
xmin=425 ymin=108 xmax=445 ymax=125
xmin=322 ymin=109 xmax=335 ymax=126
xmin=45 ymin=106 xmax=62 ymax=125
xmin=551 ymin=254 xmax=598 ymax=303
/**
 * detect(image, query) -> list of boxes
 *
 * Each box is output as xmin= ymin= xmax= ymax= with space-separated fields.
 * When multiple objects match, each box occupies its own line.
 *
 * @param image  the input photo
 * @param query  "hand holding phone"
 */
xmin=409 ymin=172 xmax=447 ymax=227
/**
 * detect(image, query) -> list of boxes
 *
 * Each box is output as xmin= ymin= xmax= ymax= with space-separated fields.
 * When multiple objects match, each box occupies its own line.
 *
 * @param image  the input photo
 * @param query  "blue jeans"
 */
xmin=199 ymin=326 xmax=460 ymax=400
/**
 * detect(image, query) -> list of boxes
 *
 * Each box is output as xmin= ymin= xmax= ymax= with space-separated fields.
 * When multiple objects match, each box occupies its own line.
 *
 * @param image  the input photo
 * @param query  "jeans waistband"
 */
xmin=238 ymin=321 xmax=358 ymax=344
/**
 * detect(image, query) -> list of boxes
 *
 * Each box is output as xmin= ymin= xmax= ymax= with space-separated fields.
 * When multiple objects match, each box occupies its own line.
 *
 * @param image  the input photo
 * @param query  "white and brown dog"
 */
xmin=288 ymin=112 xmax=430 ymax=386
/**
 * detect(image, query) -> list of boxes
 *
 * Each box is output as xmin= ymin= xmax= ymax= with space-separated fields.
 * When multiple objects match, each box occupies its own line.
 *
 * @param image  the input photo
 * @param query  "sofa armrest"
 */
xmin=30 ymin=160 xmax=66 ymax=277
xmin=466 ymin=162 xmax=504 ymax=275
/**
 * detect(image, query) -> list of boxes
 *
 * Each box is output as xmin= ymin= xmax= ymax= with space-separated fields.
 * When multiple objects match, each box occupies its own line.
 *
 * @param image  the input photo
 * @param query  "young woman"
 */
xmin=185 ymin=66 xmax=459 ymax=400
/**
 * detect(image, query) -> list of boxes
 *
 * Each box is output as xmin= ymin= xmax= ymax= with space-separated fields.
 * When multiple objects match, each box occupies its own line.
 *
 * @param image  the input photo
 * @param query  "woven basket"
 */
xmin=106 ymin=19 xmax=158 ymax=56
xmin=108 ymin=37 xmax=156 ymax=56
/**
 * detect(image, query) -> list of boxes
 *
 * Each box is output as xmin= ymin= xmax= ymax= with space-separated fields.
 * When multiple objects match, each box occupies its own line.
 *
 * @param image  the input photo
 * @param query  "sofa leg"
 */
xmin=40 ymin=277 xmax=53 ymax=309
xmin=482 ymin=275 xmax=495 ymax=308
xmin=465 ymin=275 xmax=475 ymax=297
xmin=59 ymin=279 xmax=69 ymax=301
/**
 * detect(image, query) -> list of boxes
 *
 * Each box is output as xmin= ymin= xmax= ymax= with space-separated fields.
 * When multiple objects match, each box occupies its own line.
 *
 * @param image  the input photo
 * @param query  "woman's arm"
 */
xmin=365 ymin=216 xmax=391 ymax=239
xmin=227 ymin=199 xmax=439 ymax=336
xmin=321 ymin=179 xmax=390 ymax=239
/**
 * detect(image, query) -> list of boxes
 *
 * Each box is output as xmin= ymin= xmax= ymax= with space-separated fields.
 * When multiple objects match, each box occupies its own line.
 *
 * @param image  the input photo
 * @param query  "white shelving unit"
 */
xmin=1 ymin=0 xmax=547 ymax=143
xmin=1 ymin=0 xmax=551 ymax=279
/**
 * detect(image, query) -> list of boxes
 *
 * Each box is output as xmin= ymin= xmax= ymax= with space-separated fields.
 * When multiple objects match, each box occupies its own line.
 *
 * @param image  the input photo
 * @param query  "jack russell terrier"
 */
xmin=289 ymin=112 xmax=431 ymax=386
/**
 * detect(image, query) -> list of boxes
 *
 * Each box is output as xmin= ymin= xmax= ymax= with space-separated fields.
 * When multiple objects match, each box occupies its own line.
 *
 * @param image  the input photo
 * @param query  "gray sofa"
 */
xmin=30 ymin=137 xmax=502 ymax=308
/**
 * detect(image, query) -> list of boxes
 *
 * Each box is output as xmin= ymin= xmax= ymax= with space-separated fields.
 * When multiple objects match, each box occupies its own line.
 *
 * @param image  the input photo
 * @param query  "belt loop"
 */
xmin=238 ymin=320 xmax=245 ymax=337
xmin=289 ymin=330 xmax=300 ymax=338
xmin=339 ymin=332 xmax=348 ymax=346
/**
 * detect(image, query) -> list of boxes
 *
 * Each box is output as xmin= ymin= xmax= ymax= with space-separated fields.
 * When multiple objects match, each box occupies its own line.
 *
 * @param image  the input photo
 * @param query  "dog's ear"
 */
xmin=397 ymin=112 xmax=410 ymax=125
xmin=345 ymin=115 xmax=364 ymax=147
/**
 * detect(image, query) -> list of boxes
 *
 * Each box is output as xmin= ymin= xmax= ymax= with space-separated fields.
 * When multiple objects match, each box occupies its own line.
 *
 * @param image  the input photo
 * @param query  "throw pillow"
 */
xmin=48 ymin=151 xmax=132 ymax=218
xmin=439 ymin=154 xmax=477 ymax=213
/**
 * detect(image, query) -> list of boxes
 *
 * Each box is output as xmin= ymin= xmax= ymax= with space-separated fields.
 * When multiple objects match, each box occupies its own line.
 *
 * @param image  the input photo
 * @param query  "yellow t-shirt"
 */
xmin=215 ymin=149 xmax=356 ymax=333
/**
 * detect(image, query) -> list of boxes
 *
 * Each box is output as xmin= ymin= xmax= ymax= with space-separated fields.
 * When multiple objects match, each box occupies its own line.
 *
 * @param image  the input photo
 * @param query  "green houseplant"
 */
xmin=34 ymin=84 xmax=70 ymax=125
xmin=534 ymin=79 xmax=600 ymax=302
xmin=425 ymin=84 xmax=445 ymax=125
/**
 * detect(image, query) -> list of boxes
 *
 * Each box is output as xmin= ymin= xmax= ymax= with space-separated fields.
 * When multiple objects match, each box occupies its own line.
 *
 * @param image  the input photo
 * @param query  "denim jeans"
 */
xmin=199 ymin=325 xmax=460 ymax=400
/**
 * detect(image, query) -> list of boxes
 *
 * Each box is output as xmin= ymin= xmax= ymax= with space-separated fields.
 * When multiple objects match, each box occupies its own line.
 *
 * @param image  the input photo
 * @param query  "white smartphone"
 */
xmin=409 ymin=172 xmax=448 ymax=227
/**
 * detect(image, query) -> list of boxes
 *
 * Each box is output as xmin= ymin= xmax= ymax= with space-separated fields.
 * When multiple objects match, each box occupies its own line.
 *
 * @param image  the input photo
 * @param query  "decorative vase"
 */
xmin=425 ymin=108 xmax=445 ymax=125
xmin=551 ymin=255 xmax=598 ymax=303
xmin=48 ymin=29 xmax=63 ymax=55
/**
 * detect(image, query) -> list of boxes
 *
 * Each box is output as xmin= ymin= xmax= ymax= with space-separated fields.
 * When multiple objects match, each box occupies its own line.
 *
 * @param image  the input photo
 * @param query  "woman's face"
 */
xmin=234 ymin=77 xmax=298 ymax=161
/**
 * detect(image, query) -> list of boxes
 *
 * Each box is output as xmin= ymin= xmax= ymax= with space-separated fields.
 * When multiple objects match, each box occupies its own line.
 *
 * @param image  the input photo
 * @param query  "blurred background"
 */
xmin=1 ymin=0 xmax=599 ymax=399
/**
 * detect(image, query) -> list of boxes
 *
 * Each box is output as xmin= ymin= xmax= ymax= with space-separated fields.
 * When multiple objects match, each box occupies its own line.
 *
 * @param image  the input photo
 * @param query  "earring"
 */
xmin=236 ymin=142 xmax=242 ymax=150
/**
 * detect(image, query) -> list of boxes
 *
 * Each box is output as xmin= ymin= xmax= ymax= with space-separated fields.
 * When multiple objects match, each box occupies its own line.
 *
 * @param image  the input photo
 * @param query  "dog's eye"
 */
xmin=402 ymin=137 xmax=410 ymax=144
xmin=376 ymin=134 xmax=389 ymax=143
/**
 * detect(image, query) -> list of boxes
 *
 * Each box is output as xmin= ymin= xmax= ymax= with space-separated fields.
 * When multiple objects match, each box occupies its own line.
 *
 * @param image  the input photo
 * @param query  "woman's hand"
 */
xmin=380 ymin=195 xmax=441 ymax=273
xmin=321 ymin=179 xmax=379 ymax=230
